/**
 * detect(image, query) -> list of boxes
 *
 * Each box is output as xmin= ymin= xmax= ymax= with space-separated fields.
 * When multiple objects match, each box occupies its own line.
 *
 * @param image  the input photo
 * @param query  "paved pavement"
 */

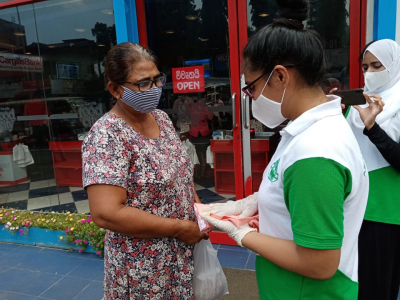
xmin=0 ymin=242 xmax=256 ymax=300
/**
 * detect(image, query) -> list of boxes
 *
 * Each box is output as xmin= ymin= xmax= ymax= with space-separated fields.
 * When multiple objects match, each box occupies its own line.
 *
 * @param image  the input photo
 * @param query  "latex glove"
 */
xmin=201 ymin=212 xmax=256 ymax=247
xmin=202 ymin=192 xmax=258 ymax=218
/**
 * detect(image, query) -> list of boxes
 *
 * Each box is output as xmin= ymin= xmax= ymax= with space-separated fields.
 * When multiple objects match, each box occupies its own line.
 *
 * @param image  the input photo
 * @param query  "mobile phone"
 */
xmin=333 ymin=89 xmax=366 ymax=105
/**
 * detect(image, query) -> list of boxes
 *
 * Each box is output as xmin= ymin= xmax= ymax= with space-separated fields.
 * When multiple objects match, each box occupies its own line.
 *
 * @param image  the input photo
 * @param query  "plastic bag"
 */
xmin=193 ymin=239 xmax=229 ymax=300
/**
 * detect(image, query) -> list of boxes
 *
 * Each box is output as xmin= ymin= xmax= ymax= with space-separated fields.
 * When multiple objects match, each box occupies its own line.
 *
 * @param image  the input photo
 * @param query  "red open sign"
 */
xmin=172 ymin=66 xmax=205 ymax=94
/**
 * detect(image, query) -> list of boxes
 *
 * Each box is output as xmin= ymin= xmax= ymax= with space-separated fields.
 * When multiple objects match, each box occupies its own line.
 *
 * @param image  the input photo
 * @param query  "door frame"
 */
xmin=133 ymin=0 xmax=367 ymax=246
xmin=237 ymin=0 xmax=368 ymax=201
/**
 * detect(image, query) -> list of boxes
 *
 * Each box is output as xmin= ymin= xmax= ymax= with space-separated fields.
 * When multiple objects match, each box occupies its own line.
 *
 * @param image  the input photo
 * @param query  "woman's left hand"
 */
xmin=354 ymin=93 xmax=385 ymax=130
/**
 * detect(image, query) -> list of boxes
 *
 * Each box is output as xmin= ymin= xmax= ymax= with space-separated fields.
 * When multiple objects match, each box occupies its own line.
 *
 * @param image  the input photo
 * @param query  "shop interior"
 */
xmin=0 ymin=0 xmax=351 ymax=212
xmin=0 ymin=0 xmax=115 ymax=212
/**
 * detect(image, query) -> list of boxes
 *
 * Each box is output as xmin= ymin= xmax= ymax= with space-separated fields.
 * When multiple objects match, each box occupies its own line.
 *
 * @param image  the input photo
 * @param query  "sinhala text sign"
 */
xmin=0 ymin=53 xmax=43 ymax=73
xmin=172 ymin=66 xmax=205 ymax=94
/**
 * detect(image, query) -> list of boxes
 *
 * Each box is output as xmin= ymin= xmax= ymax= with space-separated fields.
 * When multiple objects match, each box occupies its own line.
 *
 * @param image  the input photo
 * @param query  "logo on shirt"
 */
xmin=268 ymin=159 xmax=280 ymax=182
xmin=362 ymin=156 xmax=367 ymax=177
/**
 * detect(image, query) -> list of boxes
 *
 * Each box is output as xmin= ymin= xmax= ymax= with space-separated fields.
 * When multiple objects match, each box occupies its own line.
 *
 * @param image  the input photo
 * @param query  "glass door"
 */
xmin=140 ymin=0 xmax=244 ymax=199
xmin=134 ymin=0 xmax=365 ymax=245
xmin=137 ymin=0 xmax=244 ymax=244
xmin=239 ymin=0 xmax=363 ymax=197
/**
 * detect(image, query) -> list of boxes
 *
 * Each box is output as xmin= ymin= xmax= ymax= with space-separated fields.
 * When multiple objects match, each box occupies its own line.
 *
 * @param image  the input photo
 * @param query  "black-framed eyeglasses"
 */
xmin=242 ymin=65 xmax=295 ymax=99
xmin=124 ymin=73 xmax=167 ymax=92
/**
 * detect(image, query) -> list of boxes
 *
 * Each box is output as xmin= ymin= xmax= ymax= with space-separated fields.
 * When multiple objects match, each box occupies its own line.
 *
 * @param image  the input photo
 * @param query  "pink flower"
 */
xmin=76 ymin=239 xmax=81 ymax=243
xmin=25 ymin=223 xmax=29 ymax=226
xmin=78 ymin=249 xmax=82 ymax=253
xmin=96 ymin=244 xmax=99 ymax=247
xmin=20 ymin=232 xmax=24 ymax=235
xmin=90 ymin=231 xmax=94 ymax=235
xmin=5 ymin=213 xmax=8 ymax=216
xmin=86 ymin=219 xmax=91 ymax=223
xmin=19 ymin=229 xmax=23 ymax=232
xmin=84 ymin=241 xmax=88 ymax=245
xmin=72 ymin=241 xmax=75 ymax=244
xmin=65 ymin=229 xmax=69 ymax=233
xmin=100 ymin=228 xmax=104 ymax=232
xmin=5 ymin=225 xmax=8 ymax=228
xmin=81 ymin=220 xmax=85 ymax=224
xmin=12 ymin=216 xmax=16 ymax=220
xmin=103 ymin=239 xmax=106 ymax=242
xmin=30 ymin=222 xmax=33 ymax=225
xmin=96 ymin=251 xmax=101 ymax=255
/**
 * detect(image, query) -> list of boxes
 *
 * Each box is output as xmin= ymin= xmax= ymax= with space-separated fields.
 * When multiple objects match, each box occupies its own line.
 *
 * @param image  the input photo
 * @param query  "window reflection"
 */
xmin=247 ymin=0 xmax=350 ymax=91
xmin=0 ymin=1 xmax=115 ymax=207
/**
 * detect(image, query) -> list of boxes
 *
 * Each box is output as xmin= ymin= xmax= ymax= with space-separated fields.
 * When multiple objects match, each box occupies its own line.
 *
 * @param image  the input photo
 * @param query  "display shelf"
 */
xmin=57 ymin=178 xmax=83 ymax=187
xmin=53 ymin=161 xmax=82 ymax=169
xmin=50 ymin=142 xmax=83 ymax=187
xmin=211 ymin=139 xmax=269 ymax=194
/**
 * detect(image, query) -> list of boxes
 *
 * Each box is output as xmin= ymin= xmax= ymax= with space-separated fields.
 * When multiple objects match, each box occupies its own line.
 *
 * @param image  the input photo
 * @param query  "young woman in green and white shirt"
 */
xmin=201 ymin=0 xmax=369 ymax=299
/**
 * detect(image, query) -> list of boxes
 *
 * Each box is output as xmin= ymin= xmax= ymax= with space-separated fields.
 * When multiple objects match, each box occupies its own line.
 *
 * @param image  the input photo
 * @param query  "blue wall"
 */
xmin=113 ymin=0 xmax=139 ymax=44
xmin=373 ymin=0 xmax=397 ymax=40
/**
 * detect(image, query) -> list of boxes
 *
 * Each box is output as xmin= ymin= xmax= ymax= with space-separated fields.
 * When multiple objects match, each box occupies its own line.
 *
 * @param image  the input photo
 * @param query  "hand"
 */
xmin=202 ymin=193 xmax=258 ymax=218
xmin=329 ymin=88 xmax=345 ymax=110
xmin=201 ymin=212 xmax=256 ymax=246
xmin=329 ymin=88 xmax=337 ymax=95
xmin=354 ymin=93 xmax=385 ymax=130
xmin=175 ymin=220 xmax=209 ymax=245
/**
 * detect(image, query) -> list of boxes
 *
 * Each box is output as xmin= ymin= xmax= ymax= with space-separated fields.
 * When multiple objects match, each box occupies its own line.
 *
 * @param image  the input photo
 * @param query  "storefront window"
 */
xmin=0 ymin=0 xmax=116 ymax=212
xmin=144 ymin=0 xmax=237 ymax=202
xmin=247 ymin=0 xmax=350 ymax=91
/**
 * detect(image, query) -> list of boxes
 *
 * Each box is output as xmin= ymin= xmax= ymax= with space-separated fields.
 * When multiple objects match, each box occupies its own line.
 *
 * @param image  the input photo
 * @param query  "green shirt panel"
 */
xmin=284 ymin=158 xmax=352 ymax=249
xmin=364 ymin=166 xmax=400 ymax=224
xmin=256 ymin=256 xmax=358 ymax=300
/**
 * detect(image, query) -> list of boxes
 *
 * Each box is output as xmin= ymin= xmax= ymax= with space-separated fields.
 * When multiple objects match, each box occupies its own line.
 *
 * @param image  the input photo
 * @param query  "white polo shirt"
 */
xmin=256 ymin=96 xmax=369 ymax=300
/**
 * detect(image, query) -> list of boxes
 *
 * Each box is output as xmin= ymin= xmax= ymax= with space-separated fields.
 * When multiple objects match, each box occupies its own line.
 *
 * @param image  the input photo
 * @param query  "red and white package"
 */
xmin=194 ymin=203 xmax=214 ymax=233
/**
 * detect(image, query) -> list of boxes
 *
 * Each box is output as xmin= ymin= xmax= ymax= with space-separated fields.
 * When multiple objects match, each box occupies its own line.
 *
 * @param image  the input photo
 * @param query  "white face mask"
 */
xmin=251 ymin=70 xmax=287 ymax=128
xmin=364 ymin=69 xmax=391 ymax=92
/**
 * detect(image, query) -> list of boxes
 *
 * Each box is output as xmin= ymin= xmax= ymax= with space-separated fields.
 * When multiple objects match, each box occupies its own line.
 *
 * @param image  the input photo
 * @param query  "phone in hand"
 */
xmin=333 ymin=88 xmax=366 ymax=105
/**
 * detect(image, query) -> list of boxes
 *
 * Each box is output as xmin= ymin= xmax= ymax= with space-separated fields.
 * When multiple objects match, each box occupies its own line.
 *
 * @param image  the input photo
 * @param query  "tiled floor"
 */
xmin=0 ymin=242 xmax=254 ymax=300
xmin=0 ymin=178 xmax=234 ymax=213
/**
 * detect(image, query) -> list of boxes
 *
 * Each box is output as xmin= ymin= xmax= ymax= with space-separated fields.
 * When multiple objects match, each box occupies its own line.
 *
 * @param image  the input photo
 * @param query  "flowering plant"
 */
xmin=0 ymin=208 xmax=106 ymax=256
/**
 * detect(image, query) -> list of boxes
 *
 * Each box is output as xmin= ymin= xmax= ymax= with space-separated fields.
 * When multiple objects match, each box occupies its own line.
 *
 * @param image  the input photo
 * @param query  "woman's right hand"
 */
xmin=175 ymin=220 xmax=209 ymax=245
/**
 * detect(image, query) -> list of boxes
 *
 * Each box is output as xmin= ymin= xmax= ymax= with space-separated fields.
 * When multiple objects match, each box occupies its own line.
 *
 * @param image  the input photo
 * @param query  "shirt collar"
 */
xmin=282 ymin=95 xmax=342 ymax=137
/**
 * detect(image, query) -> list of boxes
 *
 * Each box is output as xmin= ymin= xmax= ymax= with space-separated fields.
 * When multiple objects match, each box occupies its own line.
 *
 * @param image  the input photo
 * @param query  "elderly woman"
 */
xmin=82 ymin=42 xmax=207 ymax=300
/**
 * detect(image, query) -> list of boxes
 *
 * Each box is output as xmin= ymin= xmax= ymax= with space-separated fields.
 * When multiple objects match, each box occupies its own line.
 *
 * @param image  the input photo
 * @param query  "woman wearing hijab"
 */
xmin=346 ymin=39 xmax=400 ymax=300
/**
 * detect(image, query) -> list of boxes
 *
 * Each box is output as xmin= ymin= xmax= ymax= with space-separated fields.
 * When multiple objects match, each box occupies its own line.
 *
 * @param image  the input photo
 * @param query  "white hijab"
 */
xmin=348 ymin=39 xmax=400 ymax=130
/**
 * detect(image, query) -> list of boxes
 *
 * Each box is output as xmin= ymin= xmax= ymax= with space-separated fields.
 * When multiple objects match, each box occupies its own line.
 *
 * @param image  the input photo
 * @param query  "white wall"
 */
xmin=396 ymin=0 xmax=400 ymax=43
xmin=366 ymin=0 xmax=374 ymax=44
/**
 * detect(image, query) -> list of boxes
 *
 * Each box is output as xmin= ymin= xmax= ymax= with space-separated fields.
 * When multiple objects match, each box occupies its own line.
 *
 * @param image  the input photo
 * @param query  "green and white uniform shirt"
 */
xmin=347 ymin=107 xmax=400 ymax=224
xmin=257 ymin=96 xmax=369 ymax=300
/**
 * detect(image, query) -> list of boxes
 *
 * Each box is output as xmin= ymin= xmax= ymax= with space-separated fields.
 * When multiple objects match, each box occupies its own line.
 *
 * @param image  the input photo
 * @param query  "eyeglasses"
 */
xmin=242 ymin=65 xmax=295 ymax=99
xmin=124 ymin=73 xmax=167 ymax=92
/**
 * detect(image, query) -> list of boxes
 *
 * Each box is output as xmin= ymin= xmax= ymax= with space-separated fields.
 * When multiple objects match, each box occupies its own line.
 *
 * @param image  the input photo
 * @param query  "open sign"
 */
xmin=172 ymin=66 xmax=205 ymax=94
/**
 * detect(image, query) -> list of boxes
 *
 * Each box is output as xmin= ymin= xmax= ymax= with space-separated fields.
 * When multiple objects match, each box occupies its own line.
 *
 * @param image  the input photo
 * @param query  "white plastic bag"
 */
xmin=193 ymin=239 xmax=229 ymax=300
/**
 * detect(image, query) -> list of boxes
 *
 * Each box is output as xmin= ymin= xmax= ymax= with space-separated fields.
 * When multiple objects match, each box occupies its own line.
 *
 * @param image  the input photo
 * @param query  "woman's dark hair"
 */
xmin=359 ymin=40 xmax=378 ymax=62
xmin=104 ymin=42 xmax=157 ymax=85
xmin=243 ymin=0 xmax=326 ymax=87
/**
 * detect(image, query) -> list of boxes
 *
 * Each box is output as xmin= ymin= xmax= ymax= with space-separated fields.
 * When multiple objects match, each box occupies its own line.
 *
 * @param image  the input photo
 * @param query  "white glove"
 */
xmin=201 ymin=212 xmax=256 ymax=246
xmin=202 ymin=193 xmax=258 ymax=218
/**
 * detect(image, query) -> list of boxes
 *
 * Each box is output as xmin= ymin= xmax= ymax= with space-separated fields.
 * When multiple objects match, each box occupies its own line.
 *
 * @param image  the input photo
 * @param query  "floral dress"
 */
xmin=82 ymin=110 xmax=196 ymax=300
